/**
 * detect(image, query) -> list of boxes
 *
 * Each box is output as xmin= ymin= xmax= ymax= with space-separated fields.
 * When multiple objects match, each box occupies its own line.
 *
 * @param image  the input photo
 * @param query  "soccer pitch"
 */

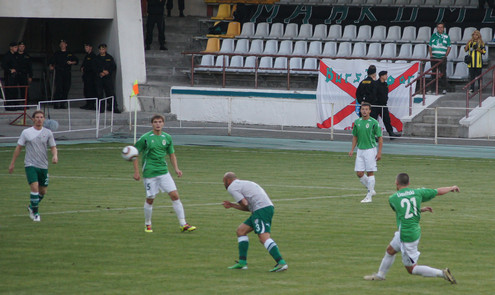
xmin=0 ymin=142 xmax=493 ymax=294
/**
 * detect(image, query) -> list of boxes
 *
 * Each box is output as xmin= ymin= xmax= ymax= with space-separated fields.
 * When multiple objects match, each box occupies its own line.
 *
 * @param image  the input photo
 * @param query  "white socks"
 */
xmin=377 ymin=252 xmax=395 ymax=278
xmin=359 ymin=175 xmax=369 ymax=188
xmin=412 ymin=265 xmax=444 ymax=277
xmin=144 ymin=201 xmax=153 ymax=225
xmin=172 ymin=199 xmax=187 ymax=226
xmin=368 ymin=175 xmax=375 ymax=192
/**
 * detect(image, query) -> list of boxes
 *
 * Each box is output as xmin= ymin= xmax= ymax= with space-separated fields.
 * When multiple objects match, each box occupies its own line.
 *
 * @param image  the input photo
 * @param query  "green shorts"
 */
xmin=25 ymin=166 xmax=49 ymax=186
xmin=243 ymin=206 xmax=274 ymax=234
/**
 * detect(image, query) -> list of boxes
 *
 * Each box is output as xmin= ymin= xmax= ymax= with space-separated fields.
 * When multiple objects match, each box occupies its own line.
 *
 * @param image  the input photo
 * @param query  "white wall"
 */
xmin=0 ymin=0 xmax=115 ymax=18
xmin=0 ymin=0 xmax=146 ymax=111
xmin=170 ymin=87 xmax=318 ymax=127
xmin=460 ymin=97 xmax=495 ymax=138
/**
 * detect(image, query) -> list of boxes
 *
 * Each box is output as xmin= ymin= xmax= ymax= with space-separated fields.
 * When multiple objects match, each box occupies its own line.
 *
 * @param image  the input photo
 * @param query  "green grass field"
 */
xmin=0 ymin=142 xmax=493 ymax=294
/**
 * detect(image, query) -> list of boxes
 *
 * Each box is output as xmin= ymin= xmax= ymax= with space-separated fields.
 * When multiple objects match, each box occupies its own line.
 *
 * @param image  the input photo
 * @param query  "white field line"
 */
xmin=9 ymin=191 xmax=394 ymax=217
xmin=0 ymin=173 xmax=366 ymax=191
xmin=0 ymin=145 xmax=491 ymax=163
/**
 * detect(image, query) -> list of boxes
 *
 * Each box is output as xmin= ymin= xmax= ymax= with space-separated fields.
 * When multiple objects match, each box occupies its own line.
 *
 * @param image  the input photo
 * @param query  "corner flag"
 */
xmin=131 ymin=80 xmax=139 ymax=97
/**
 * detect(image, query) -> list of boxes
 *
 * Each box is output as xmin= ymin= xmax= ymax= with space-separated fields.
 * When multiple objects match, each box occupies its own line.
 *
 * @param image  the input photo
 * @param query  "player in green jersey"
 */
xmin=132 ymin=114 xmax=196 ymax=233
xmin=364 ymin=173 xmax=459 ymax=284
xmin=349 ymin=102 xmax=383 ymax=203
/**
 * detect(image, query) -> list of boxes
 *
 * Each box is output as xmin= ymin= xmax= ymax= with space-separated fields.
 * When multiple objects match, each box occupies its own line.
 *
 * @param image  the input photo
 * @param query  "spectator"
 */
xmin=80 ymin=43 xmax=98 ymax=110
xmin=464 ymin=30 xmax=486 ymax=93
xmin=356 ymin=65 xmax=378 ymax=116
xmin=1 ymin=42 xmax=20 ymax=110
xmin=17 ymin=41 xmax=33 ymax=87
xmin=479 ymin=0 xmax=495 ymax=8
xmin=145 ymin=0 xmax=167 ymax=51
xmin=374 ymin=71 xmax=400 ymax=139
xmin=49 ymin=39 xmax=79 ymax=109
xmin=95 ymin=44 xmax=120 ymax=113
xmin=428 ymin=23 xmax=451 ymax=95
xmin=167 ymin=0 xmax=185 ymax=17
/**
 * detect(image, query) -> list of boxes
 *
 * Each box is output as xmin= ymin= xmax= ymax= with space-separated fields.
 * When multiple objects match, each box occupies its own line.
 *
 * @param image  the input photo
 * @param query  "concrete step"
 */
xmin=404 ymin=122 xmax=466 ymax=137
xmin=421 ymin=115 xmax=461 ymax=125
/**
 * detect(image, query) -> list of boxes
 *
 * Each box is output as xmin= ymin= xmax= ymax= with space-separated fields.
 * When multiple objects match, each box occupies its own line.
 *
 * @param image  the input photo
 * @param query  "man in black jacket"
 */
xmin=17 ymin=41 xmax=33 ymax=87
xmin=80 ymin=43 xmax=98 ymax=110
xmin=49 ymin=40 xmax=78 ymax=109
xmin=356 ymin=65 xmax=377 ymax=117
xmin=95 ymin=44 xmax=120 ymax=113
xmin=1 ymin=42 xmax=20 ymax=110
xmin=146 ymin=0 xmax=167 ymax=50
xmin=374 ymin=71 xmax=400 ymax=139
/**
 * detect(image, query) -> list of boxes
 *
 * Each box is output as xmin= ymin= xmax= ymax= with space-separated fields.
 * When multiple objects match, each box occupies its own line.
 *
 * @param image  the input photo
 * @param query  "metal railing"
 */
xmin=405 ymin=59 xmax=444 ymax=115
xmin=182 ymin=51 xmax=436 ymax=90
xmin=462 ymin=64 xmax=495 ymax=118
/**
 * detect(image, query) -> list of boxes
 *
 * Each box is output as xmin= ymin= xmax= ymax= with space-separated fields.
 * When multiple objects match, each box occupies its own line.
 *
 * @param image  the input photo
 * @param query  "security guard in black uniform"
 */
xmin=167 ymin=0 xmax=185 ymax=17
xmin=80 ymin=43 xmax=98 ymax=110
xmin=49 ymin=39 xmax=78 ymax=109
xmin=95 ymin=44 xmax=120 ymax=113
xmin=355 ymin=65 xmax=377 ymax=117
xmin=1 ymin=42 xmax=20 ymax=110
xmin=375 ymin=71 xmax=400 ymax=139
xmin=17 ymin=41 xmax=33 ymax=87
xmin=145 ymin=0 xmax=167 ymax=50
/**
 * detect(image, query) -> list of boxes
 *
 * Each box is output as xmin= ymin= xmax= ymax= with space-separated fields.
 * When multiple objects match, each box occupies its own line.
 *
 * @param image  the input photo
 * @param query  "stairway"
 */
xmin=403 ymin=93 xmax=481 ymax=138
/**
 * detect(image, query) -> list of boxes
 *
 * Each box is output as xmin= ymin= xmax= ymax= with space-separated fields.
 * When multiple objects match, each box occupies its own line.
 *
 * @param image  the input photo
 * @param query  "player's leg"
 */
xmin=403 ymin=241 xmax=456 ymax=283
xmin=25 ymin=167 xmax=41 ymax=221
xmin=361 ymin=149 xmax=377 ymax=202
xmin=143 ymin=177 xmax=158 ymax=232
xmin=161 ymin=173 xmax=196 ymax=232
xmin=228 ymin=223 xmax=252 ymax=269
xmin=364 ymin=231 xmax=400 ymax=281
xmin=37 ymin=168 xmax=49 ymax=204
xmin=253 ymin=206 xmax=287 ymax=272
xmin=355 ymin=149 xmax=369 ymax=189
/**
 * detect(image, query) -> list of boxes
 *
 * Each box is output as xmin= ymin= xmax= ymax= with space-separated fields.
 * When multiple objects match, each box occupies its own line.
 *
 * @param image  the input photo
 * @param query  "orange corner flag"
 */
xmin=131 ymin=80 xmax=139 ymax=97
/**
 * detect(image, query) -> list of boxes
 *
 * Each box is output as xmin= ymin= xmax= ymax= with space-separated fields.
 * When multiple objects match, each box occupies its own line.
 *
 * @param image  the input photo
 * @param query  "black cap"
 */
xmin=367 ymin=65 xmax=376 ymax=75
xmin=59 ymin=39 xmax=67 ymax=44
xmin=98 ymin=43 xmax=107 ymax=49
xmin=18 ymin=41 xmax=25 ymax=46
xmin=83 ymin=42 xmax=93 ymax=47
xmin=9 ymin=42 xmax=18 ymax=47
xmin=379 ymin=71 xmax=387 ymax=77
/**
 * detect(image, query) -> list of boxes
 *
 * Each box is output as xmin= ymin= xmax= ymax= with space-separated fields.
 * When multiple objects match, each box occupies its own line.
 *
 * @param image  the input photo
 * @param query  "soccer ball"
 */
xmin=122 ymin=146 xmax=138 ymax=161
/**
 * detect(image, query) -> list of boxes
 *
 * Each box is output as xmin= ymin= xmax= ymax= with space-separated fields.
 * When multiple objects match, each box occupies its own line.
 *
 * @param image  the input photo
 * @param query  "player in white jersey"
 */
xmin=9 ymin=110 xmax=58 ymax=222
xmin=222 ymin=172 xmax=288 ymax=272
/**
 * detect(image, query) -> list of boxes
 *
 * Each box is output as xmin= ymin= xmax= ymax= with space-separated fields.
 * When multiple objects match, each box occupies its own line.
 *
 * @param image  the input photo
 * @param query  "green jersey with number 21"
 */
xmin=389 ymin=188 xmax=438 ymax=243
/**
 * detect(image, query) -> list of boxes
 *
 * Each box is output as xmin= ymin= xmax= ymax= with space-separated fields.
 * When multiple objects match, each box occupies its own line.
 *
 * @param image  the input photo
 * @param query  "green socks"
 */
xmin=238 ymin=236 xmax=249 ymax=264
xmin=30 ymin=192 xmax=40 ymax=214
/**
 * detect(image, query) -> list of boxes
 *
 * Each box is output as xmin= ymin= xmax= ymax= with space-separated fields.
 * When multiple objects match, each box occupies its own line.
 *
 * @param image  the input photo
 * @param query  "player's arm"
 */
xmin=376 ymin=136 xmax=383 ymax=161
xmin=349 ymin=136 xmax=357 ymax=157
xmin=132 ymin=157 xmax=141 ymax=181
xmin=436 ymin=186 xmax=460 ymax=195
xmin=50 ymin=146 xmax=58 ymax=164
xmin=168 ymin=153 xmax=182 ymax=177
xmin=421 ymin=207 xmax=433 ymax=213
xmin=8 ymin=145 xmax=23 ymax=174
xmin=222 ymin=198 xmax=249 ymax=211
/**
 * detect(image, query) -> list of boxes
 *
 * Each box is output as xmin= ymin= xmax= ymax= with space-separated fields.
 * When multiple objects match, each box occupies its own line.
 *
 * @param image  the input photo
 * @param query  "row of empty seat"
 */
xmin=278 ymin=0 xmax=478 ymax=7
xmin=205 ymin=38 xmax=489 ymax=63
xmin=196 ymin=54 xmax=471 ymax=80
xmin=235 ymin=22 xmax=494 ymax=45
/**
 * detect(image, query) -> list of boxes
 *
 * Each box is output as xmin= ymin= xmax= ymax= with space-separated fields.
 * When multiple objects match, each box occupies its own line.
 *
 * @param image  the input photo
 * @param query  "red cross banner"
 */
xmin=316 ymin=59 xmax=419 ymax=131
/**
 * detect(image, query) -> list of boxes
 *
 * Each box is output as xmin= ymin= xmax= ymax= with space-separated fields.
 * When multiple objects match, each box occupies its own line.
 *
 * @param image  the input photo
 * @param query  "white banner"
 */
xmin=316 ymin=59 xmax=419 ymax=131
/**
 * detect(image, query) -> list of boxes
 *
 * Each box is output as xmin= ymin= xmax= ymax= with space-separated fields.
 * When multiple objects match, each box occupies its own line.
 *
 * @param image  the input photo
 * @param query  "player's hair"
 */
xmin=32 ymin=110 xmax=45 ymax=118
xmin=361 ymin=102 xmax=371 ymax=109
xmin=396 ymin=173 xmax=410 ymax=186
xmin=150 ymin=114 xmax=165 ymax=123
xmin=437 ymin=22 xmax=445 ymax=28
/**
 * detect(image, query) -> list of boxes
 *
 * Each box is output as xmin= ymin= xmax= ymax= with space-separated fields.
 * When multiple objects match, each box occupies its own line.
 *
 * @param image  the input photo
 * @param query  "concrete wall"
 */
xmin=170 ymin=87 xmax=318 ymax=127
xmin=0 ymin=0 xmax=146 ymax=112
xmin=460 ymin=97 xmax=495 ymax=138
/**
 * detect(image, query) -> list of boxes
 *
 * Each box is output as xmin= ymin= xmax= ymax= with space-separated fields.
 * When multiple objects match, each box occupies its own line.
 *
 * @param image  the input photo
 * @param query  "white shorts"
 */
xmin=354 ymin=148 xmax=377 ymax=172
xmin=143 ymin=173 xmax=177 ymax=198
xmin=389 ymin=231 xmax=421 ymax=267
